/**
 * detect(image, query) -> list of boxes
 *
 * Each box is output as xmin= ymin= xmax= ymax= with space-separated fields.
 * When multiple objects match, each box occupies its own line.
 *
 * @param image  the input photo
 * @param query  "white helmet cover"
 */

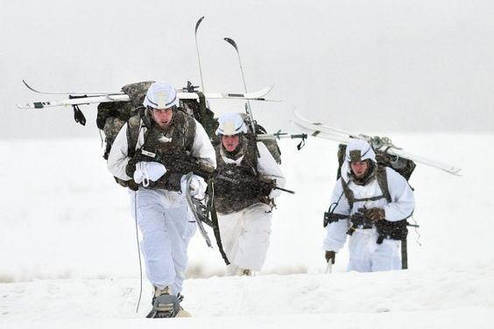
xmin=345 ymin=139 xmax=376 ymax=163
xmin=143 ymin=81 xmax=179 ymax=109
xmin=215 ymin=112 xmax=248 ymax=136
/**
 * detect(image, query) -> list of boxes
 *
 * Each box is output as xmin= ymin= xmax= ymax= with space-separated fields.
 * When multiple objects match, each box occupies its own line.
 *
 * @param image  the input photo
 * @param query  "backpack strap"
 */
xmin=376 ymin=165 xmax=392 ymax=203
xmin=340 ymin=177 xmax=355 ymax=209
xmin=245 ymin=135 xmax=259 ymax=173
xmin=126 ymin=109 xmax=149 ymax=158
xmin=184 ymin=112 xmax=196 ymax=153
xmin=340 ymin=166 xmax=391 ymax=211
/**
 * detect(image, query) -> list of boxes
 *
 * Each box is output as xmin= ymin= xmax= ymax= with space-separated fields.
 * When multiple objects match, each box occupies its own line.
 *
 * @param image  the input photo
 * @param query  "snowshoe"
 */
xmin=146 ymin=287 xmax=183 ymax=319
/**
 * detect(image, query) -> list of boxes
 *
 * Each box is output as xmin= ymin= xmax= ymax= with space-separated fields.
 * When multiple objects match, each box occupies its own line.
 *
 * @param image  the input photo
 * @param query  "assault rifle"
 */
xmin=214 ymin=174 xmax=294 ymax=195
xmin=136 ymin=149 xmax=294 ymax=194
xmin=323 ymin=209 xmax=373 ymax=233
xmin=346 ymin=212 xmax=374 ymax=235
xmin=323 ymin=208 xmax=418 ymax=241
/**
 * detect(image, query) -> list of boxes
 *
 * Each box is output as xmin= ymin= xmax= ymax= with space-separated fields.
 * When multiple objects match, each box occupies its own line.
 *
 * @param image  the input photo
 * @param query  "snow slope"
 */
xmin=0 ymin=133 xmax=493 ymax=328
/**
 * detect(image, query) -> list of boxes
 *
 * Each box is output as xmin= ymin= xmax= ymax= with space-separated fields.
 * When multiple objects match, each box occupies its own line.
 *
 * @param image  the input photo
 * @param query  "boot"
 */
xmin=237 ymin=268 xmax=253 ymax=276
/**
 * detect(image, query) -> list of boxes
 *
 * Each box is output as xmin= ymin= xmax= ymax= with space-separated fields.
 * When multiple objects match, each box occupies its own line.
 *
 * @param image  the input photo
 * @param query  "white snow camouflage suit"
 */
xmin=216 ymin=141 xmax=285 ymax=274
xmin=323 ymin=140 xmax=415 ymax=272
xmin=107 ymin=113 xmax=216 ymax=294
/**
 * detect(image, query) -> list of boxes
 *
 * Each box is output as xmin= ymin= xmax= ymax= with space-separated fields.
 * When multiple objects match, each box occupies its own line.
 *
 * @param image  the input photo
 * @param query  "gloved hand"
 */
xmin=133 ymin=162 xmax=167 ymax=186
xmin=257 ymin=178 xmax=277 ymax=198
xmin=362 ymin=207 xmax=385 ymax=221
xmin=325 ymin=251 xmax=336 ymax=264
xmin=181 ymin=175 xmax=207 ymax=199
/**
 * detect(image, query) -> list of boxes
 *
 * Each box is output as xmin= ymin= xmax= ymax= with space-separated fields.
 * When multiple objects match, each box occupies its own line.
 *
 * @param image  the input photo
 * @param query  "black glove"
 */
xmin=325 ymin=251 xmax=336 ymax=264
xmin=259 ymin=179 xmax=275 ymax=197
xmin=362 ymin=207 xmax=385 ymax=221
xmin=125 ymin=151 xmax=143 ymax=178
xmin=149 ymin=172 xmax=182 ymax=192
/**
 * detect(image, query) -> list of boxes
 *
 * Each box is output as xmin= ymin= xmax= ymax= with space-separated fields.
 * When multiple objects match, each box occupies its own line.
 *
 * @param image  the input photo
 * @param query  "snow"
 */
xmin=1 ymin=133 xmax=493 ymax=328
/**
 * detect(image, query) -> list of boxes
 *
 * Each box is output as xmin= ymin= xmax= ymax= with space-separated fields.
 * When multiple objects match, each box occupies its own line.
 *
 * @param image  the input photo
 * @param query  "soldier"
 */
xmin=323 ymin=139 xmax=415 ymax=272
xmin=107 ymin=81 xmax=216 ymax=318
xmin=213 ymin=112 xmax=285 ymax=276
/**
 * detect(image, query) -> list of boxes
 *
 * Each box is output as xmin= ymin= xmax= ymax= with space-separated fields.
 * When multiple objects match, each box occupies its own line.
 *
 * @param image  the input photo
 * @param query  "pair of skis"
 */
xmin=194 ymin=16 xmax=257 ymax=134
xmin=17 ymin=16 xmax=278 ymax=111
xmin=292 ymin=111 xmax=461 ymax=176
xmin=17 ymin=80 xmax=277 ymax=110
xmin=195 ymin=17 xmax=309 ymax=147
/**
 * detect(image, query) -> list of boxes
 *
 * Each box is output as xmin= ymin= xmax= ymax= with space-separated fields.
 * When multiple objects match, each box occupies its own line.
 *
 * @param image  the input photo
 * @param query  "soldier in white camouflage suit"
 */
xmin=323 ymin=139 xmax=415 ymax=272
xmin=107 ymin=81 xmax=216 ymax=318
xmin=213 ymin=113 xmax=285 ymax=276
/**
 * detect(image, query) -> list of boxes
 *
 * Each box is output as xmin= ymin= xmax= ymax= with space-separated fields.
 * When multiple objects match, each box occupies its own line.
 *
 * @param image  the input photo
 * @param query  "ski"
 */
xmin=292 ymin=111 xmax=462 ymax=176
xmin=17 ymin=94 xmax=130 ymax=110
xmin=17 ymin=85 xmax=277 ymax=110
xmin=194 ymin=16 xmax=206 ymax=91
xmin=22 ymin=79 xmax=122 ymax=96
xmin=224 ymin=37 xmax=257 ymax=134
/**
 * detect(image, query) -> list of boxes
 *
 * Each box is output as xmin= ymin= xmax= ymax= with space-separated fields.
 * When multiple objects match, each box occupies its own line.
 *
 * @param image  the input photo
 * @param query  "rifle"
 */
xmin=346 ymin=212 xmax=375 ymax=235
xmin=322 ymin=209 xmax=374 ymax=234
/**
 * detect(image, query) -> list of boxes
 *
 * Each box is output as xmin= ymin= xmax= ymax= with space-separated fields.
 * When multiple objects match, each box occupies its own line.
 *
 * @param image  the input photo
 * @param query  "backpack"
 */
xmin=97 ymin=81 xmax=154 ymax=160
xmin=97 ymin=81 xmax=282 ymax=165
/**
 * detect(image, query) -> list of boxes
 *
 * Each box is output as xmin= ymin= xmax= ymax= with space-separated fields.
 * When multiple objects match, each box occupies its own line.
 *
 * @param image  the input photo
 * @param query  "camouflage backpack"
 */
xmin=97 ymin=81 xmax=282 ymax=165
xmin=96 ymin=81 xmax=154 ymax=159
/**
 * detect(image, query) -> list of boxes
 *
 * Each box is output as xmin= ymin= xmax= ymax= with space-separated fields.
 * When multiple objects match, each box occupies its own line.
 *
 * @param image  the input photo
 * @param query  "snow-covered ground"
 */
xmin=1 ymin=133 xmax=493 ymax=328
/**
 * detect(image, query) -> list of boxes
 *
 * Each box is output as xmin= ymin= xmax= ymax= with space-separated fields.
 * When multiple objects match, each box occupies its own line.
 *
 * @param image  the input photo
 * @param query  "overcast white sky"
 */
xmin=1 ymin=0 xmax=493 ymax=139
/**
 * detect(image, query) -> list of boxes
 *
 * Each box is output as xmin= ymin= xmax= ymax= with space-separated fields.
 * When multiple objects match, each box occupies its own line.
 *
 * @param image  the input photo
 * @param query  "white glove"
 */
xmin=133 ymin=162 xmax=167 ymax=186
xmin=181 ymin=175 xmax=207 ymax=199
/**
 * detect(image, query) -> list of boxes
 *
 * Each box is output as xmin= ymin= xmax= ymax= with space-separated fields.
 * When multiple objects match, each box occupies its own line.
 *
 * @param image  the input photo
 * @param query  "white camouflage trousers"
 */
xmin=130 ymin=188 xmax=196 ymax=295
xmin=347 ymin=230 xmax=402 ymax=272
xmin=218 ymin=203 xmax=272 ymax=273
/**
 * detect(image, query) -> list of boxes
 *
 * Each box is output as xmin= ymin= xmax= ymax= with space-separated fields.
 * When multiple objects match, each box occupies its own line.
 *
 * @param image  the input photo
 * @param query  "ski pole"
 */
xmin=325 ymin=260 xmax=333 ymax=274
xmin=256 ymin=132 xmax=308 ymax=141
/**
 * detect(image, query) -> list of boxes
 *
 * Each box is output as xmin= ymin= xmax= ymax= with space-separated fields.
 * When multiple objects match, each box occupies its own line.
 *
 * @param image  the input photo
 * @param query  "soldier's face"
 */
xmin=221 ymin=135 xmax=240 ymax=152
xmin=350 ymin=160 xmax=369 ymax=178
xmin=152 ymin=108 xmax=173 ymax=128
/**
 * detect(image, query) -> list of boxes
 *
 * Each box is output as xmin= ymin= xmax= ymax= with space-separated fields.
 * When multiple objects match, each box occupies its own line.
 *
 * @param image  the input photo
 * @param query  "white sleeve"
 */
xmin=107 ymin=123 xmax=132 ymax=181
xmin=323 ymin=178 xmax=350 ymax=252
xmin=383 ymin=168 xmax=415 ymax=222
xmin=190 ymin=120 xmax=217 ymax=169
xmin=256 ymin=142 xmax=285 ymax=197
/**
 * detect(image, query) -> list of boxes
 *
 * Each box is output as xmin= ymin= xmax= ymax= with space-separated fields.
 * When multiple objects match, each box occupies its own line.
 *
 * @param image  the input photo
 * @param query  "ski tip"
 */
xmin=446 ymin=167 xmax=462 ymax=176
xmin=258 ymin=84 xmax=275 ymax=97
xmin=195 ymin=16 xmax=205 ymax=33
xmin=224 ymin=37 xmax=238 ymax=50
xmin=22 ymin=79 xmax=37 ymax=93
